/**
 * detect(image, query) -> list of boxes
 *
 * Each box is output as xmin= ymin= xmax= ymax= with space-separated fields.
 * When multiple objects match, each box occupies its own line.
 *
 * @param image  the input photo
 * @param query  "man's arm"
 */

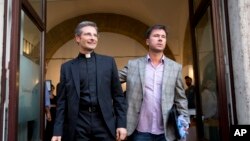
xmin=111 ymin=58 xmax=127 ymax=128
xmin=118 ymin=63 xmax=128 ymax=83
xmin=174 ymin=65 xmax=190 ymax=123
xmin=53 ymin=65 xmax=67 ymax=137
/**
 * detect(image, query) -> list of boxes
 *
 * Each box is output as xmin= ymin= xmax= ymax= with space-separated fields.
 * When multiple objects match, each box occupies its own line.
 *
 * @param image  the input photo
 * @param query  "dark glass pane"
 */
xmin=195 ymin=7 xmax=220 ymax=141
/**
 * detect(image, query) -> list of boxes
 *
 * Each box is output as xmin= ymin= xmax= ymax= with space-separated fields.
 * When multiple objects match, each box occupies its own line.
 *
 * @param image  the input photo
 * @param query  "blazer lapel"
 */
xmin=162 ymin=57 xmax=172 ymax=101
xmin=95 ymin=54 xmax=102 ymax=93
xmin=71 ymin=59 xmax=80 ymax=97
xmin=139 ymin=57 xmax=146 ymax=95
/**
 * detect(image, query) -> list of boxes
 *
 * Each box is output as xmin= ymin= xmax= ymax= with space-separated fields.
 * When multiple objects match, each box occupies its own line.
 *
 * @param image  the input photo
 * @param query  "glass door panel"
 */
xmin=18 ymin=10 xmax=41 ymax=141
xmin=195 ymin=7 xmax=220 ymax=141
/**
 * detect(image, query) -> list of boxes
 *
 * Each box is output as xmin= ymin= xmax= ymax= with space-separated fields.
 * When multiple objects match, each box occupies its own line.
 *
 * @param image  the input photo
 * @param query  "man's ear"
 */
xmin=75 ymin=35 xmax=80 ymax=43
xmin=146 ymin=39 xmax=149 ymax=45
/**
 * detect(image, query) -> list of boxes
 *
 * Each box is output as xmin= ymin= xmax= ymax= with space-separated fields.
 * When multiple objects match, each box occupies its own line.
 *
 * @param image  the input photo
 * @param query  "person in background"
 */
xmin=184 ymin=76 xmax=196 ymax=109
xmin=45 ymin=82 xmax=51 ymax=122
xmin=45 ymin=65 xmax=51 ymax=123
xmin=201 ymin=79 xmax=219 ymax=141
xmin=119 ymin=24 xmax=189 ymax=141
xmin=52 ymin=21 xmax=127 ymax=141
xmin=184 ymin=76 xmax=196 ymax=131
xmin=45 ymin=84 xmax=57 ymax=141
xmin=201 ymin=80 xmax=217 ymax=119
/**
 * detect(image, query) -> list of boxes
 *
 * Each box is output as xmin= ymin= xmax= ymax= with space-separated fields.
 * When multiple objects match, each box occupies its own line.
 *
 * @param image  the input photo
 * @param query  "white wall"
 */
xmin=228 ymin=0 xmax=250 ymax=124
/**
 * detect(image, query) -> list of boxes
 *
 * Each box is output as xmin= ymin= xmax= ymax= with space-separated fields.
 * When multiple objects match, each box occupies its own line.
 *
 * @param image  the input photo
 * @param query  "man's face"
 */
xmin=185 ymin=78 xmax=192 ymax=87
xmin=75 ymin=26 xmax=98 ymax=53
xmin=146 ymin=29 xmax=167 ymax=53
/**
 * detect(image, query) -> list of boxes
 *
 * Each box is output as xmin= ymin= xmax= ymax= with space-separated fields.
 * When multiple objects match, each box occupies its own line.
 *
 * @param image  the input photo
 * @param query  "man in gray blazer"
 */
xmin=119 ymin=24 xmax=189 ymax=141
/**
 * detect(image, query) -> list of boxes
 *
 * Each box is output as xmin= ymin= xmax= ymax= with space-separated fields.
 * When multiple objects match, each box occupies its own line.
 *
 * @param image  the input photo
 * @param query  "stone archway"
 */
xmin=45 ymin=13 xmax=175 ymax=61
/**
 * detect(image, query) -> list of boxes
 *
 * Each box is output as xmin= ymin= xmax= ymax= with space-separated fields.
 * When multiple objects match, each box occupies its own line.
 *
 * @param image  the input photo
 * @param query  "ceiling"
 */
xmin=25 ymin=0 xmax=191 ymax=65
xmin=46 ymin=0 xmax=189 ymax=44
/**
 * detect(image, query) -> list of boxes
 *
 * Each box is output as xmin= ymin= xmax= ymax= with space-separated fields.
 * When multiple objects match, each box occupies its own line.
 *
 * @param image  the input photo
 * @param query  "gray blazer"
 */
xmin=119 ymin=56 xmax=189 ymax=141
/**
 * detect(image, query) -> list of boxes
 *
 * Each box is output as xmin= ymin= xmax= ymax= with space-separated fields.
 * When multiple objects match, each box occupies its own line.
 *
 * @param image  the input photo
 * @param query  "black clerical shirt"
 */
xmin=78 ymin=52 xmax=98 ymax=107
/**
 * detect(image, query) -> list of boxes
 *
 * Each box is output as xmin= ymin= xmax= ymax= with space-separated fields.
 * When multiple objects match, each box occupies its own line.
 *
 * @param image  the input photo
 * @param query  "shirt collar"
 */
xmin=78 ymin=52 xmax=95 ymax=59
xmin=146 ymin=54 xmax=165 ymax=63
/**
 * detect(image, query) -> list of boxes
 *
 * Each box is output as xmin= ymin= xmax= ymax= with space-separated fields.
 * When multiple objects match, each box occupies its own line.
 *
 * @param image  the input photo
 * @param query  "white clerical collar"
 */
xmin=85 ymin=53 xmax=91 ymax=58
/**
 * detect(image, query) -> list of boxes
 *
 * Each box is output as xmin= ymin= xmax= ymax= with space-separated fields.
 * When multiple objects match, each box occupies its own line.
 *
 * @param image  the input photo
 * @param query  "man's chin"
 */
xmin=151 ymin=49 xmax=164 ymax=53
xmin=86 ymin=47 xmax=96 ymax=52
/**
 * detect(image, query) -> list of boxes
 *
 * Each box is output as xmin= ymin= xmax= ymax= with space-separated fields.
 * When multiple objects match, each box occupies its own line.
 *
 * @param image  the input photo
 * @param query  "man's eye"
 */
xmin=82 ymin=33 xmax=98 ymax=37
xmin=83 ymin=33 xmax=91 ymax=36
xmin=152 ymin=34 xmax=159 ymax=38
xmin=153 ymin=34 xmax=166 ymax=38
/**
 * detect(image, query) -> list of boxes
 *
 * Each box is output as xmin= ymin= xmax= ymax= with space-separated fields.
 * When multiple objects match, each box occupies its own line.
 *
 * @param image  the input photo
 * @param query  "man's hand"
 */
xmin=116 ymin=128 xmax=127 ymax=141
xmin=45 ymin=110 xmax=52 ymax=121
xmin=46 ymin=112 xmax=52 ymax=121
xmin=45 ymin=106 xmax=52 ymax=121
xmin=51 ymin=136 xmax=61 ymax=141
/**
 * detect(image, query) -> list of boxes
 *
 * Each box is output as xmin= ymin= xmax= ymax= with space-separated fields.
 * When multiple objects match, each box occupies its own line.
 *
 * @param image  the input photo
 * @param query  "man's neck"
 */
xmin=79 ymin=49 xmax=93 ymax=55
xmin=149 ymin=52 xmax=163 ymax=65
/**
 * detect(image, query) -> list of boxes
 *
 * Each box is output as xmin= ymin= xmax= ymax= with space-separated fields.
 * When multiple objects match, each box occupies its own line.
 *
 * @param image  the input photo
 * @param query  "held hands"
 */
xmin=116 ymin=128 xmax=127 ymax=141
xmin=51 ymin=136 xmax=61 ymax=141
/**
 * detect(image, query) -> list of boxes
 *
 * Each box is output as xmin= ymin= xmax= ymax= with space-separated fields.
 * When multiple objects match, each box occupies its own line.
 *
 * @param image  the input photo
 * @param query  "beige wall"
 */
xmin=46 ymin=32 xmax=187 ymax=91
xmin=46 ymin=32 xmax=148 ymax=88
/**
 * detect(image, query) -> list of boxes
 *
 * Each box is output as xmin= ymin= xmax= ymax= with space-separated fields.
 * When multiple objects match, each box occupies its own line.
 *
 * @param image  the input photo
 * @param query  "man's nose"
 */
xmin=158 ymin=37 xmax=163 ymax=41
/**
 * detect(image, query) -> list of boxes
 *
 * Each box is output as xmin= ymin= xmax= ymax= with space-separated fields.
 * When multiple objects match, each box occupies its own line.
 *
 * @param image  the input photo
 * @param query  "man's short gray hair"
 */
xmin=75 ymin=21 xmax=98 ymax=36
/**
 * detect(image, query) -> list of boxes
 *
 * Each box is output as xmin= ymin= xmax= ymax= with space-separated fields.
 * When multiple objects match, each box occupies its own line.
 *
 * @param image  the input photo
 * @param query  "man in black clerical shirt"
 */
xmin=52 ymin=21 xmax=127 ymax=141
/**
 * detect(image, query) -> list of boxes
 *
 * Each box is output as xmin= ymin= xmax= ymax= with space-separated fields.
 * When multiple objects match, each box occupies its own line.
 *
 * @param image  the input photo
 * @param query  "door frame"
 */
xmin=0 ymin=0 xmax=8 ymax=140
xmin=7 ymin=0 xmax=46 ymax=140
xmin=188 ymin=0 xmax=235 ymax=140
